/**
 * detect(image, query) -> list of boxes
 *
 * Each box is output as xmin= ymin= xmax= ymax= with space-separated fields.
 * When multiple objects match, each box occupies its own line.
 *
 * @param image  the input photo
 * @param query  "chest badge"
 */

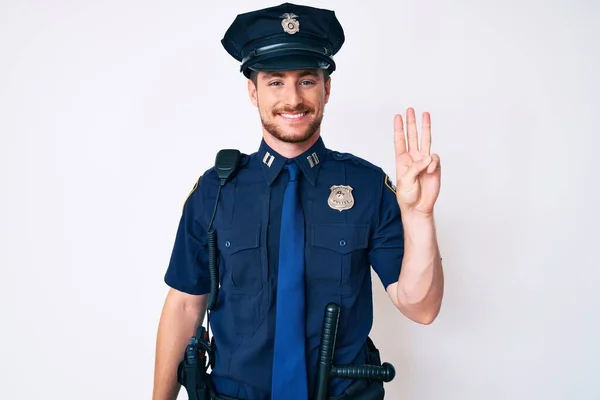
xmin=328 ymin=185 xmax=354 ymax=211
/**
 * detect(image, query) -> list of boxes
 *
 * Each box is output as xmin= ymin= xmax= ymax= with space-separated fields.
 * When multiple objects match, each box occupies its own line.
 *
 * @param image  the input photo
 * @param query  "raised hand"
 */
xmin=393 ymin=108 xmax=441 ymax=216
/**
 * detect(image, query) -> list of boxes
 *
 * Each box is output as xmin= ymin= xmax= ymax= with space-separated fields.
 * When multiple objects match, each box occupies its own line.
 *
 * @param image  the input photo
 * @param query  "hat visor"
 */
xmin=244 ymin=54 xmax=332 ymax=77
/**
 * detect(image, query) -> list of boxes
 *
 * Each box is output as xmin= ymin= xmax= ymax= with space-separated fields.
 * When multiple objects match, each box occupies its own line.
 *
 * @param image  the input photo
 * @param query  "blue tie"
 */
xmin=271 ymin=162 xmax=308 ymax=400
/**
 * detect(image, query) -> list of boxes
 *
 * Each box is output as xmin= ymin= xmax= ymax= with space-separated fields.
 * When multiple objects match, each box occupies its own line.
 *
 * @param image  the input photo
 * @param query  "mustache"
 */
xmin=273 ymin=105 xmax=313 ymax=115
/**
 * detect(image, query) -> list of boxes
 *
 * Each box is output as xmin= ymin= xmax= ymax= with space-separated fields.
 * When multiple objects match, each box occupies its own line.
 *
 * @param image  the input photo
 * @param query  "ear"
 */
xmin=248 ymin=78 xmax=258 ymax=107
xmin=324 ymin=76 xmax=332 ymax=104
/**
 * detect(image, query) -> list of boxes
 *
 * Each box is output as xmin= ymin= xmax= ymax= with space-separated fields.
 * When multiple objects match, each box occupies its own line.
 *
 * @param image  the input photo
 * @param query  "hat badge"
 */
xmin=280 ymin=13 xmax=299 ymax=35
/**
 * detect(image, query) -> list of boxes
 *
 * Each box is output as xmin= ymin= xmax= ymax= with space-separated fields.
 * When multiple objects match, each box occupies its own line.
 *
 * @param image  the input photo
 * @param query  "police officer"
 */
xmin=153 ymin=3 xmax=444 ymax=400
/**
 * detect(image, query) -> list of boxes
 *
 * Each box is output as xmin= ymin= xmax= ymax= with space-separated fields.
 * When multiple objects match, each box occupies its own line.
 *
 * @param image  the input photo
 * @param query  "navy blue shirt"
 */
xmin=164 ymin=137 xmax=404 ymax=399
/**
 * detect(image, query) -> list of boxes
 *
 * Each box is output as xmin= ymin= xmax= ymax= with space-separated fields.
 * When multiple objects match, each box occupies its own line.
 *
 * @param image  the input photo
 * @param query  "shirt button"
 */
xmin=339 ymin=240 xmax=346 ymax=247
xmin=225 ymin=241 xmax=231 ymax=248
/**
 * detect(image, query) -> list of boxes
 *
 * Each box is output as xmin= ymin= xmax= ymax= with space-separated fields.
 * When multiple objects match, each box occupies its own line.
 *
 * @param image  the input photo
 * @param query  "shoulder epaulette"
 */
xmin=330 ymin=150 xmax=381 ymax=172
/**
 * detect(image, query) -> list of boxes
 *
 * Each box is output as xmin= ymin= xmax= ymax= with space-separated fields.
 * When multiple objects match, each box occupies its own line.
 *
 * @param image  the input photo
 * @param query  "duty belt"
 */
xmin=178 ymin=303 xmax=395 ymax=400
xmin=207 ymin=379 xmax=381 ymax=400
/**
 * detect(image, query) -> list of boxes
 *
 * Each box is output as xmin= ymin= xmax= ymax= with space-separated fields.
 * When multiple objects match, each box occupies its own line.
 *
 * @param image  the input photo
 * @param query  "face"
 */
xmin=248 ymin=69 xmax=331 ymax=144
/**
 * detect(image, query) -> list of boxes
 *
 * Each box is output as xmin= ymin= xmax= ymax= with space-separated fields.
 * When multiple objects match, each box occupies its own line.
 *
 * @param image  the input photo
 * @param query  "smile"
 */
xmin=279 ymin=112 xmax=307 ymax=120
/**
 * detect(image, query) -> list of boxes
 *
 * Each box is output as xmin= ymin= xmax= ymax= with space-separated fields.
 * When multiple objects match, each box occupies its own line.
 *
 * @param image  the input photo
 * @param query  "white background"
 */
xmin=1 ymin=0 xmax=599 ymax=399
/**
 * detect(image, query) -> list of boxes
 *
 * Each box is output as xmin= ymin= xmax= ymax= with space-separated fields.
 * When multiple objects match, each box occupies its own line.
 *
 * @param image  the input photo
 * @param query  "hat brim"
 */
xmin=243 ymin=54 xmax=334 ymax=78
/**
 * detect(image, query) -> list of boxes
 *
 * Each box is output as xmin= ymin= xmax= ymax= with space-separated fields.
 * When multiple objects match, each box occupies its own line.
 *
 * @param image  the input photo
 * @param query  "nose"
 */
xmin=282 ymin=83 xmax=302 ymax=107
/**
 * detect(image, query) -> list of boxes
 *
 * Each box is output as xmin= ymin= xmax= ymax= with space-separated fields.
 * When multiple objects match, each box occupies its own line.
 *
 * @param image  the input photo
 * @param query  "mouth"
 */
xmin=277 ymin=111 xmax=309 ymax=122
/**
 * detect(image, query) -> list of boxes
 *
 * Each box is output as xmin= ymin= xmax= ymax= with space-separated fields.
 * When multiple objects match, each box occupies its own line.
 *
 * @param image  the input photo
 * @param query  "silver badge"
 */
xmin=280 ymin=13 xmax=300 ymax=34
xmin=328 ymin=185 xmax=354 ymax=211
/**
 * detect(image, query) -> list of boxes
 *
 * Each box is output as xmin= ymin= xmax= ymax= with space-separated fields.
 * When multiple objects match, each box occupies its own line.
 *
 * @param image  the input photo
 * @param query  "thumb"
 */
xmin=406 ymin=156 xmax=431 ymax=179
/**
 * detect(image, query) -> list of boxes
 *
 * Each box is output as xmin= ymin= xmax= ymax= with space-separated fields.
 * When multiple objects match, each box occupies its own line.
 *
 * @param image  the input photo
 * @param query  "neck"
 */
xmin=263 ymin=130 xmax=321 ymax=159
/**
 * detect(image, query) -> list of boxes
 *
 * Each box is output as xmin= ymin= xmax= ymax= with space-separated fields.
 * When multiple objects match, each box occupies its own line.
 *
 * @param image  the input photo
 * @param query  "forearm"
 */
xmin=153 ymin=291 xmax=207 ymax=400
xmin=396 ymin=212 xmax=444 ymax=323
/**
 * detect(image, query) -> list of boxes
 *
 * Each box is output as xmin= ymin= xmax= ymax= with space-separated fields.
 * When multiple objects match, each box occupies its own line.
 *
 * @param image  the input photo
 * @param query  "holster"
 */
xmin=328 ymin=337 xmax=385 ymax=400
xmin=177 ymin=361 xmax=211 ymax=400
xmin=177 ymin=327 xmax=213 ymax=400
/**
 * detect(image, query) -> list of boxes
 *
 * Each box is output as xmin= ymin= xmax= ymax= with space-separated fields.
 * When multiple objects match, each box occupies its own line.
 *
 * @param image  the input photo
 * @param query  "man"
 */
xmin=153 ymin=3 xmax=444 ymax=400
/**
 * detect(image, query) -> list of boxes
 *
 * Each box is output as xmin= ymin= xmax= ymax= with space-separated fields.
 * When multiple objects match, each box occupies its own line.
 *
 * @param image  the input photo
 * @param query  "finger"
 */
xmin=406 ymin=107 xmax=419 ymax=155
xmin=421 ymin=111 xmax=432 ymax=156
xmin=427 ymin=153 xmax=440 ymax=173
xmin=405 ymin=155 xmax=431 ymax=180
xmin=393 ymin=114 xmax=407 ymax=157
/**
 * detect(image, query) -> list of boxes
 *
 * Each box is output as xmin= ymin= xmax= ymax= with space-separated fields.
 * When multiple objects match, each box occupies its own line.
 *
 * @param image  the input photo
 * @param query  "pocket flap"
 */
xmin=310 ymin=223 xmax=370 ymax=254
xmin=219 ymin=225 xmax=261 ymax=255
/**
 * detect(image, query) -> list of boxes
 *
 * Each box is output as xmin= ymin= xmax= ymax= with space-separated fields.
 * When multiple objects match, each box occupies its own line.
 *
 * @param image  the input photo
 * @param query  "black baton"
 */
xmin=313 ymin=303 xmax=395 ymax=400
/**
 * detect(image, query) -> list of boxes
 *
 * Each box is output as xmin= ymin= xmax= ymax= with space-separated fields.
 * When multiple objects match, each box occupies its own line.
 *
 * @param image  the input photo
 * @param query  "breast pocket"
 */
xmin=218 ymin=224 xmax=264 ymax=295
xmin=216 ymin=224 xmax=267 ymax=335
xmin=307 ymin=223 xmax=370 ymax=295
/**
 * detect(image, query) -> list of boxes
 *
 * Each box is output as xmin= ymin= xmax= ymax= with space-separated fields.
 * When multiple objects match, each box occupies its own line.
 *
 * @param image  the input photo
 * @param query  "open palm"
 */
xmin=393 ymin=108 xmax=441 ymax=216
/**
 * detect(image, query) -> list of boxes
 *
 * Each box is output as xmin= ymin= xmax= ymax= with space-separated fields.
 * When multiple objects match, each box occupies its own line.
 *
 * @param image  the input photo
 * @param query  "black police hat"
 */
xmin=221 ymin=2 xmax=345 ymax=78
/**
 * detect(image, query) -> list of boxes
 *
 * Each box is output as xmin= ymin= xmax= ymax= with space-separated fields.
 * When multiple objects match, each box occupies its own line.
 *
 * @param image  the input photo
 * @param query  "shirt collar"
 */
xmin=258 ymin=136 xmax=327 ymax=186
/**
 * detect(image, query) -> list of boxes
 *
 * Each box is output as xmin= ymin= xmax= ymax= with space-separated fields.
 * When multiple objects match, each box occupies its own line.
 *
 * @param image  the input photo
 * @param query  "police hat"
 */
xmin=221 ymin=2 xmax=345 ymax=78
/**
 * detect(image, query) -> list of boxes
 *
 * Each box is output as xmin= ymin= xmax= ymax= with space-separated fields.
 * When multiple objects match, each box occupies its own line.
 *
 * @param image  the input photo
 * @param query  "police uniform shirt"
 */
xmin=164 ymin=137 xmax=404 ymax=399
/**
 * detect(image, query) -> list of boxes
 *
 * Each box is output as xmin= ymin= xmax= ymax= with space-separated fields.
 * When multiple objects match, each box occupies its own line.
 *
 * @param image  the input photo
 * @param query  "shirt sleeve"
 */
xmin=163 ymin=176 xmax=212 ymax=295
xmin=369 ymin=173 xmax=405 ymax=289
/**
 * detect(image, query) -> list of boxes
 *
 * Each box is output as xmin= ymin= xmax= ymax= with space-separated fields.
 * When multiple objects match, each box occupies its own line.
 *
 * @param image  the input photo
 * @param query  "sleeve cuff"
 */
xmin=164 ymin=275 xmax=212 ymax=295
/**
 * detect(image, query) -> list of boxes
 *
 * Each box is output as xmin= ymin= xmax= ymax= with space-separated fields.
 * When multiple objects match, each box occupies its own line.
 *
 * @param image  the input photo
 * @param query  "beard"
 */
xmin=259 ymin=103 xmax=323 ymax=144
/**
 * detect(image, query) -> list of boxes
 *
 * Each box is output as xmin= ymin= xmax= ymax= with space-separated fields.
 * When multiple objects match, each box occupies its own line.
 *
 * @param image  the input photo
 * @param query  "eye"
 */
xmin=267 ymin=81 xmax=283 ymax=86
xmin=300 ymin=80 xmax=316 ymax=86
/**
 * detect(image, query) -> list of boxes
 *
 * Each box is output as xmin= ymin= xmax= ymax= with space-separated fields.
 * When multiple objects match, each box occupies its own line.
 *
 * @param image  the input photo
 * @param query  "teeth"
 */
xmin=281 ymin=113 xmax=305 ymax=119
